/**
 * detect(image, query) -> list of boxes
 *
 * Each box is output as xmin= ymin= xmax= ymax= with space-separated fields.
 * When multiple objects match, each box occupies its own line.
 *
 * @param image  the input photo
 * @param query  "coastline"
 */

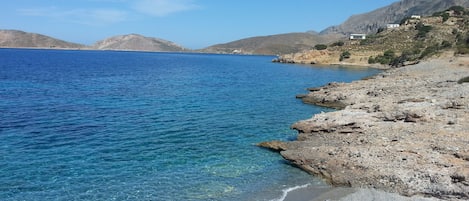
xmin=284 ymin=187 xmax=441 ymax=201
xmin=271 ymin=50 xmax=391 ymax=70
xmin=262 ymin=54 xmax=469 ymax=200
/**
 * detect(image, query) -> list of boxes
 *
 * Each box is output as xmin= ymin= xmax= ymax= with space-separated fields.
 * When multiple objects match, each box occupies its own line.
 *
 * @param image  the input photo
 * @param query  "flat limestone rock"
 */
xmin=282 ymin=56 xmax=469 ymax=200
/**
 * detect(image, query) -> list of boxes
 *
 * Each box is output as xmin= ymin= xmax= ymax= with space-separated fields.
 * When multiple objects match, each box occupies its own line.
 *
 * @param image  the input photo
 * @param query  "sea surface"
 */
xmin=0 ymin=49 xmax=380 ymax=201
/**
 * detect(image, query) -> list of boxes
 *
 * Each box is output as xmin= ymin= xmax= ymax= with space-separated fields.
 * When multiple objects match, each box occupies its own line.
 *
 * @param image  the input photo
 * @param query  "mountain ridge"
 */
xmin=0 ymin=30 xmax=189 ymax=52
xmin=2 ymin=0 xmax=469 ymax=54
xmin=320 ymin=0 xmax=469 ymax=35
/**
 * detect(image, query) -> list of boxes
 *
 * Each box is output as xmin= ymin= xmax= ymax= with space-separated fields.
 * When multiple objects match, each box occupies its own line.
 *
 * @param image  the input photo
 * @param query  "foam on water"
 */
xmin=271 ymin=183 xmax=311 ymax=201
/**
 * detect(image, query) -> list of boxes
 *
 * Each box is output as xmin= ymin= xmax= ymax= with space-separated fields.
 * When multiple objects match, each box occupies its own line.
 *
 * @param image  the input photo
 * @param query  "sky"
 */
xmin=1 ymin=0 xmax=400 ymax=49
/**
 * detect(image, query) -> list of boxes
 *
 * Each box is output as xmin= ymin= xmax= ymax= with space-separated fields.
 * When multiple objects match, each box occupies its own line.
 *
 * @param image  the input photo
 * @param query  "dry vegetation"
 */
xmin=275 ymin=6 xmax=469 ymax=67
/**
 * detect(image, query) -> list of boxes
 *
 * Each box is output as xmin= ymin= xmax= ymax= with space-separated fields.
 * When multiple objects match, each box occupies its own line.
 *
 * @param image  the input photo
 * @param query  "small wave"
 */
xmin=270 ymin=183 xmax=311 ymax=201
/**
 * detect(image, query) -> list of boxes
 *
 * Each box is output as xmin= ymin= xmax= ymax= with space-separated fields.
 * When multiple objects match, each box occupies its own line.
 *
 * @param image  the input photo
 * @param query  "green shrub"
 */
xmin=433 ymin=6 xmax=466 ymax=19
xmin=433 ymin=11 xmax=450 ymax=22
xmin=415 ymin=23 xmax=432 ymax=39
xmin=330 ymin=41 xmax=344 ymax=47
xmin=383 ymin=50 xmax=395 ymax=58
xmin=390 ymin=55 xmax=407 ymax=67
xmin=456 ymin=46 xmax=469 ymax=55
xmin=419 ymin=44 xmax=439 ymax=59
xmin=448 ymin=6 xmax=466 ymax=15
xmin=376 ymin=56 xmax=392 ymax=65
xmin=390 ymin=48 xmax=426 ymax=67
xmin=314 ymin=44 xmax=328 ymax=50
xmin=457 ymin=76 xmax=469 ymax=84
xmin=442 ymin=13 xmax=450 ymax=22
xmin=400 ymin=49 xmax=420 ymax=61
xmin=339 ymin=51 xmax=351 ymax=61
xmin=369 ymin=50 xmax=397 ymax=65
xmin=455 ymin=33 xmax=469 ymax=54
xmin=441 ymin=40 xmax=452 ymax=49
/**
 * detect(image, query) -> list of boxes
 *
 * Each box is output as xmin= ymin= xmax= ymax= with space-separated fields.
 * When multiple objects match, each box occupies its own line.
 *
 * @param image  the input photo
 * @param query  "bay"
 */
xmin=0 ymin=49 xmax=380 ymax=200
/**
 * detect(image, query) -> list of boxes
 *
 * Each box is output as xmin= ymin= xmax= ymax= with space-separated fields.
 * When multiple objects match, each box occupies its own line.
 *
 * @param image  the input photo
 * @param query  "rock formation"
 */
xmin=261 ymin=56 xmax=469 ymax=200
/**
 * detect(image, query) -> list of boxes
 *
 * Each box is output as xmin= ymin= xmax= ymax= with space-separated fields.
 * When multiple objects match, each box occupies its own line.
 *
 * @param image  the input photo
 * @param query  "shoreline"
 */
xmin=284 ymin=187 xmax=441 ymax=201
xmin=261 ymin=55 xmax=469 ymax=200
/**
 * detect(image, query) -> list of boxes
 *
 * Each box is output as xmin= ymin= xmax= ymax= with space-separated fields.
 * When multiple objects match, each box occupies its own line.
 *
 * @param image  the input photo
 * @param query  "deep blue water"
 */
xmin=0 ymin=49 xmax=380 ymax=201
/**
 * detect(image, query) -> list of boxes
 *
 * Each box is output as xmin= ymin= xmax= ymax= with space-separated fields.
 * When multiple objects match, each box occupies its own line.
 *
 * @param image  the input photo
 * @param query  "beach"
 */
xmin=262 ymin=54 xmax=469 ymax=200
xmin=284 ymin=187 xmax=441 ymax=201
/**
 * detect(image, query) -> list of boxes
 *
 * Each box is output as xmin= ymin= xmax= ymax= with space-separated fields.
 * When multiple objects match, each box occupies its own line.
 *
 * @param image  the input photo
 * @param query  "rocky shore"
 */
xmin=260 ymin=55 xmax=469 ymax=200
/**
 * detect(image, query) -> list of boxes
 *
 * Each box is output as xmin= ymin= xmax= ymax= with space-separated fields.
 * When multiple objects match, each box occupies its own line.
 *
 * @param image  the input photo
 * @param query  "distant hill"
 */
xmin=321 ymin=0 xmax=469 ymax=35
xmin=93 ymin=34 xmax=187 ymax=52
xmin=200 ymin=32 xmax=341 ymax=55
xmin=0 ymin=30 xmax=85 ymax=49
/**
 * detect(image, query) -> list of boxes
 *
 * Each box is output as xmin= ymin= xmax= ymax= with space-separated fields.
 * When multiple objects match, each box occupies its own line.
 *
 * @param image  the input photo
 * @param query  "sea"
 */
xmin=0 ymin=49 xmax=380 ymax=201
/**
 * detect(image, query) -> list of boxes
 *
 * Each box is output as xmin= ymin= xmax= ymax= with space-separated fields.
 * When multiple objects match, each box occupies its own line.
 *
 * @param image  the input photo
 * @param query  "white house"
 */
xmin=411 ymin=15 xmax=421 ymax=19
xmin=387 ymin=24 xmax=400 ymax=29
xmin=350 ymin=34 xmax=366 ymax=40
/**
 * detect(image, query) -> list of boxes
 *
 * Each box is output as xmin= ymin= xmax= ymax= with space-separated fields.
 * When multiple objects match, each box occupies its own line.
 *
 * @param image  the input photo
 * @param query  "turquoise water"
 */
xmin=0 ymin=49 xmax=380 ymax=200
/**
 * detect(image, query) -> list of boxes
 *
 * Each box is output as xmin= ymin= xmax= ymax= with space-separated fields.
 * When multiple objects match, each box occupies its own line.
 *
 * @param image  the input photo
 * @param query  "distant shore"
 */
xmin=261 ymin=53 xmax=469 ymax=200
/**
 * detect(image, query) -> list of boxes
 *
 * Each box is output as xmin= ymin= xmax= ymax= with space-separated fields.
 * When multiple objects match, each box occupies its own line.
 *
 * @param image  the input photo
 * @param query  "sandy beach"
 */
xmin=262 ymin=54 xmax=469 ymax=200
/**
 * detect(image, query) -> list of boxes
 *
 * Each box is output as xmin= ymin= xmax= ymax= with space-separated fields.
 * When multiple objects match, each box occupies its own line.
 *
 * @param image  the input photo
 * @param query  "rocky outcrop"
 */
xmin=273 ymin=49 xmax=387 ymax=67
xmin=261 ymin=56 xmax=469 ymax=200
xmin=272 ymin=50 xmax=341 ymax=64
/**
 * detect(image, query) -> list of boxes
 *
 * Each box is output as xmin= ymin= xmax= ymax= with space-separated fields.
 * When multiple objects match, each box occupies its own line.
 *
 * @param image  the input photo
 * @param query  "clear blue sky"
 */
xmin=1 ymin=0 xmax=399 ymax=49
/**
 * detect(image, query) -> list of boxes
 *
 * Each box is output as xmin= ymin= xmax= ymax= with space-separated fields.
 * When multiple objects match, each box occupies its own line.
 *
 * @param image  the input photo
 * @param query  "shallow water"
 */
xmin=0 ymin=49 xmax=380 ymax=200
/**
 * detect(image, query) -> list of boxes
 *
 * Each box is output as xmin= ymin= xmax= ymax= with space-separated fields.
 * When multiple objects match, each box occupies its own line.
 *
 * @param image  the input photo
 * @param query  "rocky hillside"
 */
xmin=321 ymin=0 xmax=469 ymax=35
xmin=199 ymin=0 xmax=469 ymax=56
xmin=200 ymin=32 xmax=341 ymax=55
xmin=93 ymin=34 xmax=187 ymax=52
xmin=0 ymin=30 xmax=85 ymax=49
xmin=275 ymin=6 xmax=469 ymax=67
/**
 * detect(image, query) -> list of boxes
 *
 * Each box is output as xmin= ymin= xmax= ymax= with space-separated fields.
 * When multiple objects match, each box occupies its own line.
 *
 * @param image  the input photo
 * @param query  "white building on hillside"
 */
xmin=350 ymin=34 xmax=366 ymax=40
xmin=387 ymin=24 xmax=400 ymax=29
